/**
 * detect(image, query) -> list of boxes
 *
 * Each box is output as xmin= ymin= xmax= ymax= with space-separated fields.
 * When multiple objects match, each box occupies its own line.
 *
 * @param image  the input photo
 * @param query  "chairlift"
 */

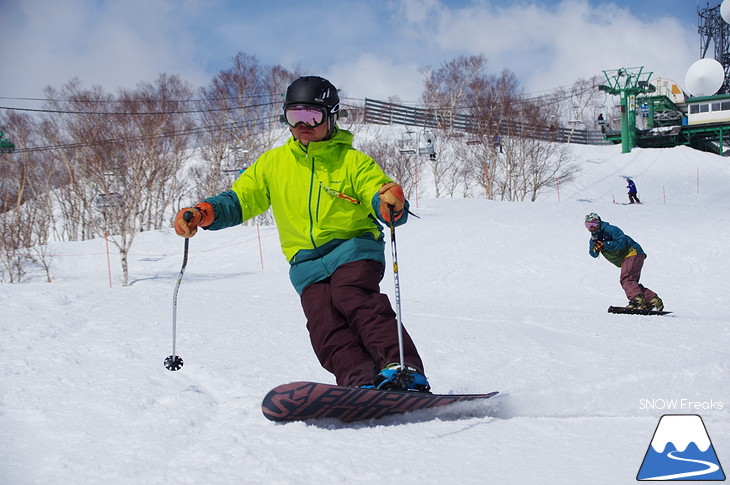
xmin=568 ymin=106 xmax=582 ymax=124
xmin=227 ymin=146 xmax=249 ymax=173
xmin=95 ymin=192 xmax=123 ymax=211
xmin=102 ymin=170 xmax=119 ymax=181
xmin=594 ymin=91 xmax=609 ymax=121
xmin=639 ymin=101 xmax=650 ymax=118
xmin=399 ymin=129 xmax=418 ymax=155
xmin=610 ymin=102 xmax=622 ymax=124
xmin=593 ymin=105 xmax=607 ymax=124
xmin=418 ymin=129 xmax=436 ymax=158
xmin=492 ymin=133 xmax=504 ymax=153
xmin=96 ymin=171 xmax=123 ymax=203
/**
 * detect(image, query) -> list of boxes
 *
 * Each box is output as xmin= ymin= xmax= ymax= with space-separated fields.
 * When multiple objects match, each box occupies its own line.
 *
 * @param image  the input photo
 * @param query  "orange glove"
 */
xmin=593 ymin=240 xmax=604 ymax=252
xmin=174 ymin=202 xmax=214 ymax=238
xmin=379 ymin=182 xmax=405 ymax=223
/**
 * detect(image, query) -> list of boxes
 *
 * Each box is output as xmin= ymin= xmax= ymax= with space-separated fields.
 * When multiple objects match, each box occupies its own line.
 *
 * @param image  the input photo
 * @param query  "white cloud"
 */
xmin=0 ymin=0 xmax=701 ymax=104
xmin=2 ymin=0 xmax=211 ymax=97
xmin=326 ymin=53 xmax=423 ymax=103
xmin=388 ymin=0 xmax=697 ymax=95
xmin=397 ymin=0 xmax=446 ymax=25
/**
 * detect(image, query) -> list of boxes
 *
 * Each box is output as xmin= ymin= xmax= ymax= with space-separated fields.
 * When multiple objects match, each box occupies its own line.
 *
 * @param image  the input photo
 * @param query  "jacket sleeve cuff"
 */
xmin=371 ymin=193 xmax=409 ymax=226
xmin=203 ymin=190 xmax=243 ymax=231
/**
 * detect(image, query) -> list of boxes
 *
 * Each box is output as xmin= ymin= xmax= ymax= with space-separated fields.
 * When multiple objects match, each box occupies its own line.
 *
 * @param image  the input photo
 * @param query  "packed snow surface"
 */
xmin=1 ymin=143 xmax=729 ymax=484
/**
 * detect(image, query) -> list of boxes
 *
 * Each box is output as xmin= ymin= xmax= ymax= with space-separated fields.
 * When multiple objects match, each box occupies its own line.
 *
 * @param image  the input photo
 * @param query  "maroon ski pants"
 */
xmin=619 ymin=254 xmax=657 ymax=302
xmin=300 ymin=259 xmax=424 ymax=387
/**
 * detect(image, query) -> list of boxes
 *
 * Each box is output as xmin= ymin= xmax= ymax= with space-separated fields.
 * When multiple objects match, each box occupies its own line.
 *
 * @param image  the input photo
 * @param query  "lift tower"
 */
xmin=598 ymin=67 xmax=655 ymax=154
xmin=698 ymin=3 xmax=730 ymax=94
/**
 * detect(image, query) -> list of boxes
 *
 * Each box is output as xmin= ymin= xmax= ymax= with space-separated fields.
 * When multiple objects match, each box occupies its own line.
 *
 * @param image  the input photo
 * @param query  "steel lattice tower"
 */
xmin=698 ymin=3 xmax=730 ymax=94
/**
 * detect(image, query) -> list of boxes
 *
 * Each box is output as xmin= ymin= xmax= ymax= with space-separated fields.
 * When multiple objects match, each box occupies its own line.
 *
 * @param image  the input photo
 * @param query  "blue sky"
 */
xmin=0 ymin=0 xmax=715 ymax=105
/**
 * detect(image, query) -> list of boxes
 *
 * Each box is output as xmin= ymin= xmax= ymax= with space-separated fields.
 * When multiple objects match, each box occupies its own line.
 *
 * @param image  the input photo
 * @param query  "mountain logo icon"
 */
xmin=637 ymin=414 xmax=726 ymax=481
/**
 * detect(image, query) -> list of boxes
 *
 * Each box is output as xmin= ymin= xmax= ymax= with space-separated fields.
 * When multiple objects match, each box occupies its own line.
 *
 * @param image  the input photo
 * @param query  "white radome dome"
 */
xmin=721 ymin=0 xmax=730 ymax=24
xmin=685 ymin=58 xmax=725 ymax=96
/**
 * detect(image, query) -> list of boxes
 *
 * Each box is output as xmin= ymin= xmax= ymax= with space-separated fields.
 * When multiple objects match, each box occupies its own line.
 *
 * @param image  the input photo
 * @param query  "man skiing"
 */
xmin=174 ymin=76 xmax=429 ymax=392
xmin=584 ymin=213 xmax=663 ymax=310
xmin=626 ymin=178 xmax=640 ymax=204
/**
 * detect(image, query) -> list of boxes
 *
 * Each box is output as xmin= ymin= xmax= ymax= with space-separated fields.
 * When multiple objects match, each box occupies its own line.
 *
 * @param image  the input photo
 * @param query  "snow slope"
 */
xmin=1 ymin=143 xmax=729 ymax=484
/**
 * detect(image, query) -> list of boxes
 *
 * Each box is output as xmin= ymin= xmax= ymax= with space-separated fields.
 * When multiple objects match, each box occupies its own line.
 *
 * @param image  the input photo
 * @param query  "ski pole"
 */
xmin=164 ymin=210 xmax=193 ymax=371
xmin=388 ymin=205 xmax=406 ymax=370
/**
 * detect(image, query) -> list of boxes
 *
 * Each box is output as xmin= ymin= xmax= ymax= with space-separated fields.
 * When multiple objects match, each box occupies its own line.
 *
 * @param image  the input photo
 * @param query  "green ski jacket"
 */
xmin=202 ymin=128 xmax=408 ymax=294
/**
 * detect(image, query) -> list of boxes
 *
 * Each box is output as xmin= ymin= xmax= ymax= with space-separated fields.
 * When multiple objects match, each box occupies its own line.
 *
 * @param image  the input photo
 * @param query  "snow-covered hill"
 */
xmin=1 ymin=143 xmax=729 ymax=484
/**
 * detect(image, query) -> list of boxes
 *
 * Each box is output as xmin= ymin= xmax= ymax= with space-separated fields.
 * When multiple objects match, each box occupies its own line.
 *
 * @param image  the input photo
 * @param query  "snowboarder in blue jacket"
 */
xmin=584 ymin=213 xmax=663 ymax=310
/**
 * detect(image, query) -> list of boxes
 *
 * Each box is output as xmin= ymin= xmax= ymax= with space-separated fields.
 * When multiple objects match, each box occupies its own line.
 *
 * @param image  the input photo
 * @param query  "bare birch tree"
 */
xmin=0 ymin=110 xmax=54 ymax=282
xmin=420 ymin=55 xmax=491 ymax=197
xmin=192 ymin=53 xmax=297 ymax=226
xmin=41 ymin=80 xmax=115 ymax=241
xmin=356 ymin=134 xmax=421 ymax=200
xmin=97 ymin=74 xmax=196 ymax=285
xmin=38 ymin=75 xmax=196 ymax=285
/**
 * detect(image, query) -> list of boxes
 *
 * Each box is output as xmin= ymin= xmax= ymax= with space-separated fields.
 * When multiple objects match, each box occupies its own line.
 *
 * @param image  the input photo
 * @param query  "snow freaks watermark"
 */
xmin=639 ymin=398 xmax=724 ymax=411
xmin=636 ymin=414 xmax=726 ymax=481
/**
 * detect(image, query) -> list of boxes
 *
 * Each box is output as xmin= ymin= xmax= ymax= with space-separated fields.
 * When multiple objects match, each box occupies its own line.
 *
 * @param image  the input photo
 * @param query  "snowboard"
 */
xmin=261 ymin=381 xmax=498 ymax=423
xmin=608 ymin=305 xmax=672 ymax=316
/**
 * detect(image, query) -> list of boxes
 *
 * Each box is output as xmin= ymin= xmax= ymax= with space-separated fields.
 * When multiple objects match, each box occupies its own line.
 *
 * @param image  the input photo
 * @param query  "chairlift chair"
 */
xmin=95 ymin=192 xmax=123 ymax=211
xmin=418 ymin=129 xmax=436 ymax=156
xmin=399 ymin=129 xmax=418 ymax=155
xmin=569 ymin=106 xmax=582 ymax=124
xmin=228 ymin=146 xmax=249 ymax=172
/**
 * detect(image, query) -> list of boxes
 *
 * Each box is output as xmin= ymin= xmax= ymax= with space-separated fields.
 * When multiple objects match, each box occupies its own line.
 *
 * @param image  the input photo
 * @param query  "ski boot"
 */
xmin=626 ymin=295 xmax=646 ymax=309
xmin=373 ymin=363 xmax=431 ymax=393
xmin=647 ymin=296 xmax=664 ymax=312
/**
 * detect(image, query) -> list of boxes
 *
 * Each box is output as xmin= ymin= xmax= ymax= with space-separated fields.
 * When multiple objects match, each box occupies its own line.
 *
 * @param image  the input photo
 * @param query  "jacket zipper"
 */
xmin=306 ymin=151 xmax=318 ymax=249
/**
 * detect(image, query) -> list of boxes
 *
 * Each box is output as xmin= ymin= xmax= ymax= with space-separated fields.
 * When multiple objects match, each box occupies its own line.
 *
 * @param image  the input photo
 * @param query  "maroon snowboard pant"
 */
xmin=619 ymin=254 xmax=657 ymax=302
xmin=300 ymin=259 xmax=425 ymax=387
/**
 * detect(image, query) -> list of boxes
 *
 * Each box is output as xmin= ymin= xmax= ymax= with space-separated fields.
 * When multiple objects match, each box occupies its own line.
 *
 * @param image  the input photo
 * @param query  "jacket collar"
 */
xmin=289 ymin=127 xmax=354 ymax=155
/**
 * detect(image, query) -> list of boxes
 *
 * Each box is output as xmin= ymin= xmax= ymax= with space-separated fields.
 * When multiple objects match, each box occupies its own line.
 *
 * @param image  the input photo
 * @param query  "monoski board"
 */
xmin=262 ymin=381 xmax=498 ymax=423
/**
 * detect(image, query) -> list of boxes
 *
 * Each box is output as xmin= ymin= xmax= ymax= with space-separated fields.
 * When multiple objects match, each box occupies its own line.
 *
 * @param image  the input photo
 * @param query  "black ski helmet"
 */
xmin=283 ymin=76 xmax=340 ymax=114
xmin=282 ymin=76 xmax=341 ymax=139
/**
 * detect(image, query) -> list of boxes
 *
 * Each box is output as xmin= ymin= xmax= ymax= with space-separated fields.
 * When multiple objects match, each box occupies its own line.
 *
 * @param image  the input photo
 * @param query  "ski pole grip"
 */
xmin=183 ymin=210 xmax=195 ymax=222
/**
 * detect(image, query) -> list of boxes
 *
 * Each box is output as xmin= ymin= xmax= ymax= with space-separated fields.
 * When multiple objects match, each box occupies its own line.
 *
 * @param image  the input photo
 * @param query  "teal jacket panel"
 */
xmin=588 ymin=221 xmax=645 ymax=267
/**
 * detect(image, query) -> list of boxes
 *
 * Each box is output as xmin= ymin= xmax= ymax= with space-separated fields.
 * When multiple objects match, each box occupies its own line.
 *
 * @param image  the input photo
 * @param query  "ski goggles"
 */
xmin=283 ymin=105 xmax=328 ymax=128
xmin=584 ymin=221 xmax=600 ymax=231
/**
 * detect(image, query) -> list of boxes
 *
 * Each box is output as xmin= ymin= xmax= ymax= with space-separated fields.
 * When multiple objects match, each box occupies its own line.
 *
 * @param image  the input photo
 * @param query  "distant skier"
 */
xmin=626 ymin=178 xmax=640 ymax=204
xmin=174 ymin=76 xmax=429 ymax=392
xmin=597 ymin=113 xmax=606 ymax=134
xmin=493 ymin=133 xmax=503 ymax=153
xmin=584 ymin=213 xmax=663 ymax=310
